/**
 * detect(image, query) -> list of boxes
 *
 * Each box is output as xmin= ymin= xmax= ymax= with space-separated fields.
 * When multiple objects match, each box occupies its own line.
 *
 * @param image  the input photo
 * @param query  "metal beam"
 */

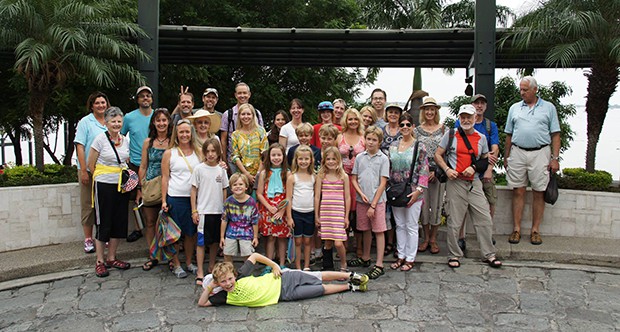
xmin=474 ymin=0 xmax=497 ymax=120
xmin=137 ymin=0 xmax=160 ymax=106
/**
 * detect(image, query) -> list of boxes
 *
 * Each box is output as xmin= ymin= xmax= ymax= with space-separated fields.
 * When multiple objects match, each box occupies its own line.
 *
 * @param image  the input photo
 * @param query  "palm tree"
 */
xmin=502 ymin=0 xmax=619 ymax=173
xmin=0 ymin=0 xmax=148 ymax=170
xmin=358 ymin=0 xmax=513 ymax=91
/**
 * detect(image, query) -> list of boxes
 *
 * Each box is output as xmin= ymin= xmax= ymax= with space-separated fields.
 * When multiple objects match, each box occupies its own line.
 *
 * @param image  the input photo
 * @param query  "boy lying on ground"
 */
xmin=198 ymin=253 xmax=369 ymax=307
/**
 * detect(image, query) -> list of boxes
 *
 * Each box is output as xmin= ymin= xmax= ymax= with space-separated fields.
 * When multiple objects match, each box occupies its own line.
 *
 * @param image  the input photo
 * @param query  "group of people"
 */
xmin=74 ymin=76 xmax=561 ymax=306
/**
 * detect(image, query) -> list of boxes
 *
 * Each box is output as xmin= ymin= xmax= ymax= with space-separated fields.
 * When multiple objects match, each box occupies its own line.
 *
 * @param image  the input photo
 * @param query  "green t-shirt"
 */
xmin=209 ymin=260 xmax=282 ymax=307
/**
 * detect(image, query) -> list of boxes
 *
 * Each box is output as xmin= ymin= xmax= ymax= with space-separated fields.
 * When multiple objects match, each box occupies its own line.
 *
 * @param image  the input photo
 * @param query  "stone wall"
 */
xmin=0 ymin=183 xmax=82 ymax=252
xmin=1 ymin=183 xmax=620 ymax=252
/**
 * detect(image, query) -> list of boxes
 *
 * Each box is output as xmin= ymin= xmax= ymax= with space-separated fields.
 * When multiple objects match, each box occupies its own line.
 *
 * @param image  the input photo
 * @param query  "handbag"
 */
xmin=544 ymin=172 xmax=559 ymax=205
xmin=106 ymin=132 xmax=139 ymax=192
xmin=386 ymin=141 xmax=419 ymax=207
xmin=157 ymin=210 xmax=182 ymax=247
xmin=435 ymin=128 xmax=454 ymax=183
xmin=141 ymin=175 xmax=162 ymax=206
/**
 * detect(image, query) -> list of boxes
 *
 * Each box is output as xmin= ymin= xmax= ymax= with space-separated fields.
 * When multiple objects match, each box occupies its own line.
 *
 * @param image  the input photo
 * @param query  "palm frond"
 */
xmin=14 ymin=38 xmax=55 ymax=75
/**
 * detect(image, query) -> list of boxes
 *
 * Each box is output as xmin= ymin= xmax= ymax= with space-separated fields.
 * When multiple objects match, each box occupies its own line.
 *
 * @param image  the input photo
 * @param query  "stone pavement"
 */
xmin=1 ymin=253 xmax=620 ymax=331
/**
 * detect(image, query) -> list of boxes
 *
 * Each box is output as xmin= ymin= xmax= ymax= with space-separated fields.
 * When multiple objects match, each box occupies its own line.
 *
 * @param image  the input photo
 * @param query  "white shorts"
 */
xmin=506 ymin=145 xmax=550 ymax=192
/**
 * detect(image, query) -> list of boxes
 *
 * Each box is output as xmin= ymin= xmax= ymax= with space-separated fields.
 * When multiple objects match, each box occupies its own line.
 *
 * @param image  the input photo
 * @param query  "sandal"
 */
xmin=195 ymin=277 xmax=203 ymax=286
xmin=448 ymin=258 xmax=461 ymax=268
xmin=95 ymin=261 xmax=109 ymax=278
xmin=418 ymin=241 xmax=429 ymax=252
xmin=106 ymin=259 xmax=131 ymax=270
xmin=390 ymin=258 xmax=405 ymax=270
xmin=303 ymin=268 xmax=311 ymax=271
xmin=400 ymin=261 xmax=415 ymax=272
xmin=384 ymin=243 xmax=395 ymax=255
xmin=142 ymin=259 xmax=158 ymax=271
xmin=508 ymin=230 xmax=521 ymax=244
xmin=367 ymin=265 xmax=385 ymax=279
xmin=482 ymin=257 xmax=503 ymax=268
xmin=429 ymin=242 xmax=440 ymax=254
xmin=340 ymin=266 xmax=350 ymax=273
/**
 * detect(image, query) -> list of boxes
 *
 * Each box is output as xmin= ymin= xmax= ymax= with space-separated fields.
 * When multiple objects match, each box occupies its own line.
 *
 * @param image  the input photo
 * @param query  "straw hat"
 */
xmin=419 ymin=97 xmax=441 ymax=110
xmin=188 ymin=109 xmax=221 ymax=133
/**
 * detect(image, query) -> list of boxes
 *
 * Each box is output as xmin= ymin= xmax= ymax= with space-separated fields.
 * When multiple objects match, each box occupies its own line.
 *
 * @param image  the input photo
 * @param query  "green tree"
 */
xmin=156 ymin=0 xmax=376 ymax=125
xmin=501 ymin=0 xmax=619 ymax=172
xmin=447 ymin=76 xmax=576 ymax=169
xmin=0 ymin=0 xmax=148 ymax=170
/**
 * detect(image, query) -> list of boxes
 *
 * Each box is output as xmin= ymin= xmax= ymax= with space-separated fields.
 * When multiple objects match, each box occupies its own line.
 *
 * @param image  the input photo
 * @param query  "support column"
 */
xmin=138 ymin=0 xmax=160 ymax=106
xmin=474 ymin=0 xmax=496 ymax=120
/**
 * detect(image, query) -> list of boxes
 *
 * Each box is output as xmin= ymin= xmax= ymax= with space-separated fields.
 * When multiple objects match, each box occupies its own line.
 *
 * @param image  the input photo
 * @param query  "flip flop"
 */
xmin=482 ymin=257 xmax=503 ymax=268
xmin=448 ymin=258 xmax=461 ymax=268
xmin=142 ymin=259 xmax=159 ymax=271
xmin=195 ymin=277 xmax=203 ymax=286
xmin=430 ymin=242 xmax=440 ymax=254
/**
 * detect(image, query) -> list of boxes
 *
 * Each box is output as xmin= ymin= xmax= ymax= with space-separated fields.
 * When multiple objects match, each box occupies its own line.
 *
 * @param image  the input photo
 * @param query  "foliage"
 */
xmin=500 ymin=0 xmax=620 ymax=172
xmin=447 ymin=76 xmax=576 ymax=169
xmin=156 ymin=0 xmax=375 ymax=127
xmin=0 ymin=0 xmax=148 ymax=170
xmin=0 ymin=164 xmax=77 ymax=187
xmin=557 ymin=168 xmax=613 ymax=191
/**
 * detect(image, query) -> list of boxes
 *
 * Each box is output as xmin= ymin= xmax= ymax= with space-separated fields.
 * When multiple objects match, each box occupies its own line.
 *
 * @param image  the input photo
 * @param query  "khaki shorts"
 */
xmin=482 ymin=178 xmax=497 ymax=206
xmin=223 ymin=238 xmax=255 ymax=257
xmin=506 ymin=145 xmax=550 ymax=192
xmin=79 ymin=170 xmax=95 ymax=227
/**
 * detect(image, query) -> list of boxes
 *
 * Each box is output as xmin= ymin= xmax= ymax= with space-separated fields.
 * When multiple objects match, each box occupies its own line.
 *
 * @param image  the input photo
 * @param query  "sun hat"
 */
xmin=419 ymin=97 xmax=441 ymax=110
xmin=187 ymin=109 xmax=221 ymax=133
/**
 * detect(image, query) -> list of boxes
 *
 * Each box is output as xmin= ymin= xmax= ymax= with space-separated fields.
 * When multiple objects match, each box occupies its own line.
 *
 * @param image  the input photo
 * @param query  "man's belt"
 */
xmin=513 ymin=144 xmax=548 ymax=151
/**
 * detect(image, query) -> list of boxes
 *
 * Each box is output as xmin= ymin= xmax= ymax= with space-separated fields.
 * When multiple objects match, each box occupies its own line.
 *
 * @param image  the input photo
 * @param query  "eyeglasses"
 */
xmin=399 ymin=122 xmax=412 ymax=128
xmin=348 ymin=146 xmax=354 ymax=160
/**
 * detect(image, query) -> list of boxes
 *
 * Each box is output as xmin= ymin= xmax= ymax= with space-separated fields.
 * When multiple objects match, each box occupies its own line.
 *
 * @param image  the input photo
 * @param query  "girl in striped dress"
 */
xmin=314 ymin=146 xmax=350 ymax=271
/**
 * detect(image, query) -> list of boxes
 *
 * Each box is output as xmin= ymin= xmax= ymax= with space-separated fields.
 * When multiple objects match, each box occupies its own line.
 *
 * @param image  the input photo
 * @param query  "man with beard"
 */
xmin=171 ymin=92 xmax=195 ymax=125
xmin=434 ymin=105 xmax=501 ymax=269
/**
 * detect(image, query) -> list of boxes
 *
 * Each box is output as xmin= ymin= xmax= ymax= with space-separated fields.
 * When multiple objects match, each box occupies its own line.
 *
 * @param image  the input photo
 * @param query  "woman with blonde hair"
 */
xmin=360 ymin=106 xmax=377 ymax=128
xmin=413 ymin=97 xmax=445 ymax=254
xmin=161 ymin=119 xmax=203 ymax=278
xmin=231 ymin=103 xmax=268 ymax=188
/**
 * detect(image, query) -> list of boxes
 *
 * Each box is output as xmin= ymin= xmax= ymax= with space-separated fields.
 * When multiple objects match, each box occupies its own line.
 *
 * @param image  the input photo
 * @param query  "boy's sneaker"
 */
xmin=350 ymin=272 xmax=369 ymax=286
xmin=84 ymin=238 xmax=95 ymax=254
xmin=186 ymin=264 xmax=198 ymax=274
xmin=172 ymin=266 xmax=188 ymax=279
xmin=349 ymin=282 xmax=368 ymax=292
xmin=347 ymin=257 xmax=371 ymax=267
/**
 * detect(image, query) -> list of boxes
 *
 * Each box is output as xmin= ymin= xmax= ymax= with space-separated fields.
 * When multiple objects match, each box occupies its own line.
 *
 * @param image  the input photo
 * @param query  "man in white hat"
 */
xmin=435 ymin=104 xmax=501 ymax=269
xmin=122 ymin=85 xmax=154 ymax=242
xmin=200 ymin=88 xmax=222 ymax=118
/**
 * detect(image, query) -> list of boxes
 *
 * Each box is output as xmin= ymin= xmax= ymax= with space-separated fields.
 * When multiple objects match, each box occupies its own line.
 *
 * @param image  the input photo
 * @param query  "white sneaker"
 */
xmin=186 ymin=264 xmax=198 ymax=275
xmin=84 ymin=238 xmax=95 ymax=254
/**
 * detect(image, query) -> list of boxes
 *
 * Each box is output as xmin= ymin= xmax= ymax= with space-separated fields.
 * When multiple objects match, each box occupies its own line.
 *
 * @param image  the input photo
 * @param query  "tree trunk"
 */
xmin=28 ymin=89 xmax=48 ymax=171
xmin=584 ymin=59 xmax=619 ymax=172
xmin=43 ymin=142 xmax=61 ymax=164
xmin=5 ymin=128 xmax=23 ymax=165
xmin=63 ymin=119 xmax=76 ymax=165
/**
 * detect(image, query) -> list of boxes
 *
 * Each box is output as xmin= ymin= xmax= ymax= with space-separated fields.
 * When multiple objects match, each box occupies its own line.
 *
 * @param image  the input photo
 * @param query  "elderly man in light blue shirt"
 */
xmin=504 ymin=76 xmax=561 ymax=246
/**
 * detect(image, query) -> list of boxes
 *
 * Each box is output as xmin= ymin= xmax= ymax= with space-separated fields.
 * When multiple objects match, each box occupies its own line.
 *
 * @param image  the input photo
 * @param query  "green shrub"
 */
xmin=0 ymin=164 xmax=78 ymax=187
xmin=557 ymin=168 xmax=613 ymax=191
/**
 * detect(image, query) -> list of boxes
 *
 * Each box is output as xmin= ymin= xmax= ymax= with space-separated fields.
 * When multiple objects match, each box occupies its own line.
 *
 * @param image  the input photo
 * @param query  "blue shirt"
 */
xmin=74 ymin=113 xmax=107 ymax=170
xmin=455 ymin=118 xmax=499 ymax=149
xmin=504 ymin=98 xmax=560 ymax=148
xmin=121 ymin=108 xmax=153 ymax=165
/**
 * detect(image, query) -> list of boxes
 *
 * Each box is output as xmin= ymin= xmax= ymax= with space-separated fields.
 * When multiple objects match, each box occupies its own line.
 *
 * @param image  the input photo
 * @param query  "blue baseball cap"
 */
xmin=317 ymin=101 xmax=334 ymax=111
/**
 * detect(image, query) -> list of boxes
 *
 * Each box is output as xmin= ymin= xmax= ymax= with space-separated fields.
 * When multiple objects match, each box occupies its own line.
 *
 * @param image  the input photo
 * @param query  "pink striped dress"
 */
xmin=319 ymin=178 xmax=347 ymax=241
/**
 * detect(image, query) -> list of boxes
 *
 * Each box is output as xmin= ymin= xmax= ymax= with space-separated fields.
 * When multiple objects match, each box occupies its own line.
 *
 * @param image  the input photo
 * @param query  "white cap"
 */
xmin=458 ymin=104 xmax=476 ymax=116
xmin=135 ymin=86 xmax=152 ymax=96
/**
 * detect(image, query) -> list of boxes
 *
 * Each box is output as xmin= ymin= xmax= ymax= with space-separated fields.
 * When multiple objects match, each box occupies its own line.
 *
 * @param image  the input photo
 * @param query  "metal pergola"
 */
xmin=137 ymin=0 xmax=591 ymax=120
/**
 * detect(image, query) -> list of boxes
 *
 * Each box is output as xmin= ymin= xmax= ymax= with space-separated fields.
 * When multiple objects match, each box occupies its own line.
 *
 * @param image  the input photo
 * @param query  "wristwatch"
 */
xmin=551 ymin=155 xmax=559 ymax=161
xmin=416 ymin=186 xmax=424 ymax=193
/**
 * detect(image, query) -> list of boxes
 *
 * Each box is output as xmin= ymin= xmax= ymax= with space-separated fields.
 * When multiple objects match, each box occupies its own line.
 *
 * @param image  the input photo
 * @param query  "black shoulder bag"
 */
xmin=386 ymin=141 xmax=419 ymax=207
xmin=457 ymin=127 xmax=489 ymax=174
xmin=435 ymin=128 xmax=454 ymax=183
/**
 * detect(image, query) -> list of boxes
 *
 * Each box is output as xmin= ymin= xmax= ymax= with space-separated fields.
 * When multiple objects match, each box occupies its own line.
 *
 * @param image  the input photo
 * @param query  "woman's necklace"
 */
xmin=156 ymin=137 xmax=168 ymax=145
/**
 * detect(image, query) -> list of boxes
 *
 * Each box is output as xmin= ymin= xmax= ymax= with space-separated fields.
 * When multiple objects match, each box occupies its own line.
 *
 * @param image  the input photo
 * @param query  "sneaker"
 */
xmin=347 ymin=257 xmax=371 ymax=267
xmin=350 ymin=272 xmax=369 ymax=286
xmin=186 ymin=264 xmax=198 ymax=274
xmin=84 ymin=238 xmax=95 ymax=254
xmin=172 ymin=266 xmax=187 ymax=279
xmin=349 ymin=282 xmax=368 ymax=292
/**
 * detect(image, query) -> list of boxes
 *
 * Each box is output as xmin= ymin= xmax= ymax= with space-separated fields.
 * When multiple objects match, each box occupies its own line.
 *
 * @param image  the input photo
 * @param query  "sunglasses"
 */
xmin=399 ymin=122 xmax=412 ymax=128
xmin=348 ymin=145 xmax=354 ymax=160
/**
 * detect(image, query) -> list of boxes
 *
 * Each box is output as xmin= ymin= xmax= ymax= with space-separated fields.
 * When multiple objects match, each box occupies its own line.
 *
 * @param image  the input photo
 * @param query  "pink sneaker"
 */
xmin=84 ymin=238 xmax=95 ymax=253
